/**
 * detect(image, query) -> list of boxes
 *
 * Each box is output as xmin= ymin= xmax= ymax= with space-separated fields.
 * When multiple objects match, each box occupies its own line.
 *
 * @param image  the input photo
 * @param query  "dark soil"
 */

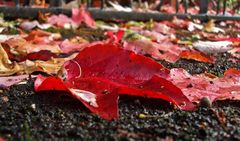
xmin=1 ymin=53 xmax=240 ymax=141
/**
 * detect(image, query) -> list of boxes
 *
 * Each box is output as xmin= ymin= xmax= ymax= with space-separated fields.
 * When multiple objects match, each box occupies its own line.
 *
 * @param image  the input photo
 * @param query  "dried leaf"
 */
xmin=204 ymin=20 xmax=225 ymax=33
xmin=19 ymin=54 xmax=77 ymax=75
xmin=38 ymin=12 xmax=50 ymax=23
xmin=0 ymin=44 xmax=21 ymax=76
xmin=0 ymin=43 xmax=77 ymax=76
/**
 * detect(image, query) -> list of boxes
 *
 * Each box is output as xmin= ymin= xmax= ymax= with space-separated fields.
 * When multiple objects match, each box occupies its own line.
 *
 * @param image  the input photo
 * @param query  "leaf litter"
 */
xmin=0 ymin=6 xmax=239 ymax=121
xmin=0 ymin=3 xmax=240 ymax=140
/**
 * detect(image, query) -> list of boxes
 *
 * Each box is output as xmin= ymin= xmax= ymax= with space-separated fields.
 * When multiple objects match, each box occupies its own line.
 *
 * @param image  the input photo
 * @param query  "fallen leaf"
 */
xmin=180 ymin=50 xmax=214 ymax=63
xmin=47 ymin=6 xmax=96 ymax=28
xmin=59 ymin=39 xmax=103 ymax=54
xmin=0 ymin=44 xmax=21 ymax=76
xmin=71 ymin=6 xmax=96 ymax=28
xmin=2 ymin=43 xmax=58 ymax=62
xmin=67 ymin=43 xmax=170 ymax=81
xmin=108 ymin=1 xmax=132 ymax=12
xmin=38 ymin=12 xmax=50 ymax=23
xmin=19 ymin=54 xmax=77 ymax=75
xmin=152 ymin=22 xmax=174 ymax=35
xmin=106 ymin=30 xmax=125 ymax=43
xmin=47 ymin=14 xmax=75 ymax=28
xmin=5 ymin=36 xmax=61 ymax=55
xmin=204 ymin=20 xmax=225 ymax=33
xmin=138 ymin=30 xmax=168 ymax=43
xmin=35 ymin=43 xmax=195 ymax=120
xmin=193 ymin=41 xmax=233 ymax=54
xmin=228 ymin=47 xmax=240 ymax=58
xmin=25 ymin=29 xmax=51 ymax=39
xmin=224 ymin=68 xmax=240 ymax=76
xmin=167 ymin=68 xmax=240 ymax=103
xmin=18 ymin=43 xmax=61 ymax=55
xmin=188 ymin=22 xmax=203 ymax=32
xmin=209 ymin=37 xmax=240 ymax=42
xmin=123 ymin=39 xmax=182 ymax=63
xmin=0 ymin=43 xmax=77 ymax=76
xmin=26 ymin=50 xmax=58 ymax=61
xmin=0 ymin=75 xmax=32 ymax=89
xmin=0 ymin=34 xmax=18 ymax=42
xmin=19 ymin=20 xmax=52 ymax=31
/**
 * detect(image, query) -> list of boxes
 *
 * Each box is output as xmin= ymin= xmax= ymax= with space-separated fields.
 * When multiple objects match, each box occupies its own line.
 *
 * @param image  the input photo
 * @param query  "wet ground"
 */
xmin=1 ymin=52 xmax=240 ymax=141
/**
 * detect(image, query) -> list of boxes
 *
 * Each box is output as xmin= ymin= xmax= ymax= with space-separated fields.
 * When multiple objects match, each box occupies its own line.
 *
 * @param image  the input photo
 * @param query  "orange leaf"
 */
xmin=25 ymin=29 xmax=50 ymax=41
xmin=180 ymin=50 xmax=214 ymax=63
xmin=224 ymin=68 xmax=240 ymax=76
xmin=38 ymin=12 xmax=50 ymax=23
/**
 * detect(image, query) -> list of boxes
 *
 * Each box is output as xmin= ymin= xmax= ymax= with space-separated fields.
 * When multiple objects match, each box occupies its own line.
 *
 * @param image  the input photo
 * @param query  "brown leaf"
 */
xmin=5 ymin=36 xmax=61 ymax=55
xmin=19 ymin=53 xmax=77 ymax=75
xmin=0 ymin=44 xmax=22 ymax=76
xmin=38 ymin=12 xmax=50 ymax=23
xmin=203 ymin=20 xmax=224 ymax=33
xmin=0 ymin=43 xmax=77 ymax=76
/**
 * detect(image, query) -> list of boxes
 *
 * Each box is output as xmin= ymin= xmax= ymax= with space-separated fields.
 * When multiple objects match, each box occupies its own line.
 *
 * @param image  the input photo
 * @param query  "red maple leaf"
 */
xmin=34 ymin=43 xmax=195 ymax=120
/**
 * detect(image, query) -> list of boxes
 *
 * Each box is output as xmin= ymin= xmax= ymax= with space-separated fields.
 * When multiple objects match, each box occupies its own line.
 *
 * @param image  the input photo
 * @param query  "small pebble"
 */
xmin=1 ymin=96 xmax=9 ymax=102
xmin=138 ymin=114 xmax=147 ymax=119
xmin=199 ymin=97 xmax=212 ymax=108
xmin=31 ymin=104 xmax=36 ymax=111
